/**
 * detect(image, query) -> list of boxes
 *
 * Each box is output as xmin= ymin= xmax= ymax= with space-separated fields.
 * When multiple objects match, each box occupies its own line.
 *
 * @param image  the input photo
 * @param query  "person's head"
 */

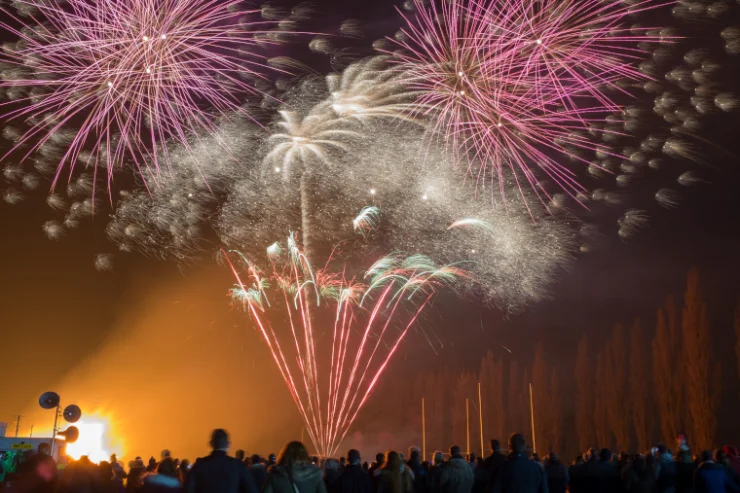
xmin=618 ymin=451 xmax=628 ymax=462
xmin=547 ymin=453 xmax=559 ymax=465
xmin=268 ymin=454 xmax=277 ymax=465
xmin=432 ymin=451 xmax=444 ymax=466
xmin=676 ymin=433 xmax=688 ymax=450
xmin=348 ymin=450 xmax=361 ymax=466
xmin=180 ymin=459 xmax=190 ymax=470
xmin=210 ymin=429 xmax=229 ymax=451
xmin=339 ymin=457 xmax=346 ymax=466
xmin=110 ymin=454 xmax=118 ymax=464
xmin=277 ymin=441 xmax=310 ymax=467
xmin=476 ymin=457 xmax=484 ymax=467
xmin=468 ymin=452 xmax=476 ymax=463
xmin=325 ymin=459 xmax=340 ymax=472
xmin=362 ymin=462 xmax=369 ymax=471
xmin=157 ymin=458 xmax=178 ymax=478
xmin=699 ymin=450 xmax=712 ymax=463
xmin=656 ymin=444 xmax=668 ymax=456
xmin=599 ymin=449 xmax=611 ymax=462
xmin=632 ymin=455 xmax=646 ymax=473
xmin=508 ymin=433 xmax=526 ymax=454
xmin=382 ymin=450 xmax=402 ymax=470
xmin=409 ymin=447 xmax=421 ymax=463
xmin=38 ymin=443 xmax=51 ymax=456
xmin=714 ymin=449 xmax=727 ymax=464
xmin=376 ymin=453 xmax=385 ymax=465
xmin=490 ymin=440 xmax=501 ymax=453
xmin=161 ymin=449 xmax=171 ymax=460
xmin=250 ymin=455 xmax=260 ymax=466
xmin=723 ymin=446 xmax=738 ymax=459
xmin=235 ymin=450 xmax=245 ymax=461
xmin=573 ymin=455 xmax=583 ymax=466
xmin=149 ymin=457 xmax=157 ymax=466
xmin=449 ymin=445 xmax=461 ymax=457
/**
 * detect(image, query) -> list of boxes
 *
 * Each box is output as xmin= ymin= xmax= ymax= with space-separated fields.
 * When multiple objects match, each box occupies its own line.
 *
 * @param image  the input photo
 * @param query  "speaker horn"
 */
xmin=39 ymin=392 xmax=60 ymax=410
xmin=57 ymin=426 xmax=79 ymax=444
xmin=63 ymin=405 xmax=81 ymax=423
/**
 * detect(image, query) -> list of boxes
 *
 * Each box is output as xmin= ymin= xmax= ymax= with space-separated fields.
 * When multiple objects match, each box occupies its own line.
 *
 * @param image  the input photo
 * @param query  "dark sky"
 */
xmin=1 ymin=0 xmax=740 ymax=459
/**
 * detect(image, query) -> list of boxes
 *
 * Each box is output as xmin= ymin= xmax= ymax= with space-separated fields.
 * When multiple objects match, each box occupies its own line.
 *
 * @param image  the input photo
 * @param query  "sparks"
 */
xmin=224 ymin=237 xmax=465 ymax=457
xmin=388 ymin=0 xmax=670 ymax=203
xmin=0 ymin=0 xmax=294 ymax=195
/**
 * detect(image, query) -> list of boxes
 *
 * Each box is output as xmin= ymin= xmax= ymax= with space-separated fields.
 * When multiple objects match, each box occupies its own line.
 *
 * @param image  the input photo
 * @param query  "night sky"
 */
xmin=1 ymin=0 xmax=740 ymax=459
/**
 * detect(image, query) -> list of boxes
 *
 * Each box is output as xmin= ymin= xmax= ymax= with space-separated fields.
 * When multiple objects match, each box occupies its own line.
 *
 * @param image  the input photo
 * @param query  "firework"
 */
xmin=104 ymin=117 xmax=264 ymax=260
xmin=352 ymin=206 xmax=380 ymax=235
xmin=0 ymin=0 xmax=293 ymax=194
xmin=225 ymin=236 xmax=466 ymax=457
xmin=95 ymin=61 xmax=574 ymax=309
xmin=388 ymin=0 xmax=668 ymax=202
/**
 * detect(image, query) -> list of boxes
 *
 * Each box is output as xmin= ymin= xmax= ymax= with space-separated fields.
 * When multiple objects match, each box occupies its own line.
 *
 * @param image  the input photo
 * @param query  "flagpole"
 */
xmin=466 ymin=398 xmax=470 ymax=456
xmin=478 ymin=382 xmax=484 ymax=457
xmin=422 ymin=398 xmax=426 ymax=461
xmin=529 ymin=383 xmax=537 ymax=455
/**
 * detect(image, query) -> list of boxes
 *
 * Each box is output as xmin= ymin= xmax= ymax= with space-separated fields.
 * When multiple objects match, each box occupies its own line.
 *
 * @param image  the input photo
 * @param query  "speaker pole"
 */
xmin=50 ymin=405 xmax=60 ymax=456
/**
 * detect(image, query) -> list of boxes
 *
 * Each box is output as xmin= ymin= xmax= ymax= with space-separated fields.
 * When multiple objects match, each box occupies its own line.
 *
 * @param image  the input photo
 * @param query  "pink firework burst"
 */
xmin=224 ymin=235 xmax=465 ymax=457
xmin=391 ymin=0 xmax=671 ymax=204
xmin=0 ymin=0 xmax=286 ymax=194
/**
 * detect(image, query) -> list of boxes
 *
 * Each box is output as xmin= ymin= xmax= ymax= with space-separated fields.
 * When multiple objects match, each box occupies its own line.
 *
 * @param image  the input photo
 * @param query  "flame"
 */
xmin=64 ymin=417 xmax=112 ymax=463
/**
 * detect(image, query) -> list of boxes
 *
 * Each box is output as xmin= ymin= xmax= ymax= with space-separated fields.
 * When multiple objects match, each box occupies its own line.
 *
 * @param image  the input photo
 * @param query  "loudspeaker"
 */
xmin=57 ymin=426 xmax=79 ymax=444
xmin=63 ymin=405 xmax=81 ymax=424
xmin=39 ymin=392 xmax=60 ymax=410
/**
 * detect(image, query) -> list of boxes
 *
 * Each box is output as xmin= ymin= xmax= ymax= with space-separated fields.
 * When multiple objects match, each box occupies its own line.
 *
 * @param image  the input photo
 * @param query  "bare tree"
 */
xmin=630 ymin=319 xmax=654 ymax=450
xmin=605 ymin=323 xmax=631 ymax=451
xmin=681 ymin=269 xmax=719 ymax=452
xmin=452 ymin=372 xmax=477 ymax=453
xmin=508 ymin=360 xmax=522 ymax=435
xmin=652 ymin=296 xmax=683 ymax=444
xmin=575 ymin=333 xmax=595 ymax=452
xmin=479 ymin=351 xmax=504 ymax=446
xmin=550 ymin=368 xmax=564 ymax=454
xmin=492 ymin=359 xmax=505 ymax=441
xmin=594 ymin=351 xmax=612 ymax=448
xmin=532 ymin=341 xmax=551 ymax=454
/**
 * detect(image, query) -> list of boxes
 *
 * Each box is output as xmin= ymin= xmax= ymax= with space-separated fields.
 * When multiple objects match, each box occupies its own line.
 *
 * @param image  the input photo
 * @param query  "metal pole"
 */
xmin=29 ymin=425 xmax=34 ymax=438
xmin=529 ymin=383 xmax=537 ymax=455
xmin=466 ymin=398 xmax=470 ymax=456
xmin=422 ymin=398 xmax=426 ymax=461
xmin=50 ymin=405 xmax=60 ymax=456
xmin=478 ymin=383 xmax=484 ymax=457
xmin=14 ymin=415 xmax=20 ymax=438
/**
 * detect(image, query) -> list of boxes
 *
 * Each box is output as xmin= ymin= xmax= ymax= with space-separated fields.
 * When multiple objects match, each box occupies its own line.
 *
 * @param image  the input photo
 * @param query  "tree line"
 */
xmin=376 ymin=268 xmax=740 ymax=459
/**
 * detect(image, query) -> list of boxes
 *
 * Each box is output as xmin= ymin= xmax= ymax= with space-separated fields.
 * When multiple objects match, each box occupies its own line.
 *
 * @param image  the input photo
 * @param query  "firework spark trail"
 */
xmin=226 ymin=236 xmax=465 ymax=457
xmin=0 ymin=0 xmax=294 ymax=195
xmin=352 ymin=205 xmax=379 ymax=234
xmin=388 ymin=0 xmax=671 ymax=202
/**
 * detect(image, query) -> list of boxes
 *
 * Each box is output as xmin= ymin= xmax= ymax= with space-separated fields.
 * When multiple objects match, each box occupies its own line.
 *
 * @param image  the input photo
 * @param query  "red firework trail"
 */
xmin=223 ymin=236 xmax=465 ymax=457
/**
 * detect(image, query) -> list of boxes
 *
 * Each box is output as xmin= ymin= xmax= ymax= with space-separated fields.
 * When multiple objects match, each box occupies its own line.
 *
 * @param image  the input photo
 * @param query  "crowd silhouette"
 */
xmin=3 ymin=429 xmax=740 ymax=493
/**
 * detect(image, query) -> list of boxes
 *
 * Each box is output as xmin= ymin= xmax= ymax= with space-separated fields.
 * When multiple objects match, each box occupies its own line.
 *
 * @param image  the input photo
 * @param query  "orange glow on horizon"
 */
xmin=64 ymin=414 xmax=122 ymax=464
